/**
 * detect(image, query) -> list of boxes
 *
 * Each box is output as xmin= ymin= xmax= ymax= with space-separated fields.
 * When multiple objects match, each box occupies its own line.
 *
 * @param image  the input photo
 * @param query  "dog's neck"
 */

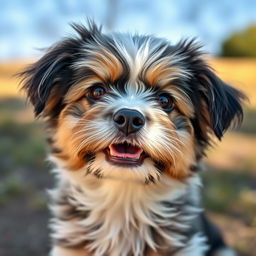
xmin=50 ymin=161 xmax=203 ymax=256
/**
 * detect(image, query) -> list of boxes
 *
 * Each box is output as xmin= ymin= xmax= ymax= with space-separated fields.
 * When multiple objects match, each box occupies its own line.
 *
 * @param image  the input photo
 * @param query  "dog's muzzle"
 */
xmin=101 ymin=108 xmax=146 ymax=166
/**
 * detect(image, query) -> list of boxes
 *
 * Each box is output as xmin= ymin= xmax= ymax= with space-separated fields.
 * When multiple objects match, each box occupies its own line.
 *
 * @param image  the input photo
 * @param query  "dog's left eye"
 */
xmin=157 ymin=93 xmax=174 ymax=112
xmin=89 ymin=85 xmax=107 ymax=100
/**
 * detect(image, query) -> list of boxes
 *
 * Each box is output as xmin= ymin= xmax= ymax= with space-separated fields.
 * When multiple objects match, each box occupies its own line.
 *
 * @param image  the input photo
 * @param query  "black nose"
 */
xmin=113 ymin=108 xmax=145 ymax=136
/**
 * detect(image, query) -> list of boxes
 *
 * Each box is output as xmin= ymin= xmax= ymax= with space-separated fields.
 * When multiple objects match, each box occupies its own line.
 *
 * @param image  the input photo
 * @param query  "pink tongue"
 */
xmin=109 ymin=144 xmax=143 ymax=159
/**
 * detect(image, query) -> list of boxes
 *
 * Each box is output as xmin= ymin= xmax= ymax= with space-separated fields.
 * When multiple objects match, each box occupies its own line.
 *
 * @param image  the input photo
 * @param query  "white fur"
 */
xmin=174 ymin=234 xmax=208 ymax=256
xmin=49 ymin=159 xmax=206 ymax=256
xmin=110 ymin=34 xmax=190 ymax=84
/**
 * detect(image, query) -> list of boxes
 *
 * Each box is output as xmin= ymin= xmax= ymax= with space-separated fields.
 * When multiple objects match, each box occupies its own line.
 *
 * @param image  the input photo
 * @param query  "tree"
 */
xmin=221 ymin=25 xmax=256 ymax=57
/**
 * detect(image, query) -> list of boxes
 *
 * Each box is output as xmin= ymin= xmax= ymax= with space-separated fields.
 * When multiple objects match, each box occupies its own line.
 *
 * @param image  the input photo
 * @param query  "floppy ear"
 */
xmin=20 ymin=49 xmax=74 ymax=116
xmin=19 ymin=22 xmax=100 ymax=117
xmin=195 ymin=67 xmax=245 ymax=139
xmin=177 ymin=40 xmax=246 ymax=140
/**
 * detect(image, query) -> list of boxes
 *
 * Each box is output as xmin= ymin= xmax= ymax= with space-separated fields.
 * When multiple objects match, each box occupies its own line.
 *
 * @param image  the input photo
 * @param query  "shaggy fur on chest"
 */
xmin=49 ymin=163 xmax=207 ymax=256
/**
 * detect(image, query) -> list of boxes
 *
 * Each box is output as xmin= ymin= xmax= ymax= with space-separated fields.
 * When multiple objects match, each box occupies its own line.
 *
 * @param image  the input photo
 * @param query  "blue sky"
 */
xmin=1 ymin=0 xmax=256 ymax=60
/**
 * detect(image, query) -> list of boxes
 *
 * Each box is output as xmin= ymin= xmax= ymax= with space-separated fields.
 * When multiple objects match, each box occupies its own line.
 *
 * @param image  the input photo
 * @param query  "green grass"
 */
xmin=0 ymin=97 xmax=27 ymax=111
xmin=0 ymin=98 xmax=47 ymax=173
xmin=237 ymin=108 xmax=256 ymax=134
xmin=29 ymin=192 xmax=48 ymax=211
xmin=0 ymin=119 xmax=47 ymax=170
xmin=0 ymin=98 xmax=49 ymax=207
xmin=0 ymin=175 xmax=26 ymax=205
xmin=202 ymin=169 xmax=256 ymax=225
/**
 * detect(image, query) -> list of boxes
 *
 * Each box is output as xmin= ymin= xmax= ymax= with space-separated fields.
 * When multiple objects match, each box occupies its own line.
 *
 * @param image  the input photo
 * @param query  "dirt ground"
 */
xmin=0 ymin=168 xmax=51 ymax=256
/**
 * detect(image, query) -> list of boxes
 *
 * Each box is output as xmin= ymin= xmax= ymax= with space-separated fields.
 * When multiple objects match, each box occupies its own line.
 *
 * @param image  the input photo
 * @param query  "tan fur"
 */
xmin=75 ymin=45 xmax=123 ymax=82
xmin=53 ymin=102 xmax=110 ymax=170
xmin=166 ymin=87 xmax=194 ymax=117
xmin=64 ymin=78 xmax=100 ymax=103
xmin=53 ymin=111 xmax=86 ymax=170
xmin=145 ymin=61 xmax=183 ymax=87
xmin=44 ymin=87 xmax=61 ymax=115
xmin=93 ymin=47 xmax=123 ymax=81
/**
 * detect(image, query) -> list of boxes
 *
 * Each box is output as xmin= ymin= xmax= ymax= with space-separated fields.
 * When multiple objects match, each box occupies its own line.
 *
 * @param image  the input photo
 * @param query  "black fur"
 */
xmin=64 ymin=104 xmax=85 ymax=118
xmin=19 ymin=22 xmax=100 ymax=117
xmin=200 ymin=213 xmax=227 ymax=256
xmin=175 ymin=40 xmax=246 ymax=140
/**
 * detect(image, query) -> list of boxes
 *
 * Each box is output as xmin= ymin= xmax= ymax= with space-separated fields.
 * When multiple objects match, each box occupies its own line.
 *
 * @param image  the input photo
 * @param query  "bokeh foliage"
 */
xmin=221 ymin=25 xmax=256 ymax=57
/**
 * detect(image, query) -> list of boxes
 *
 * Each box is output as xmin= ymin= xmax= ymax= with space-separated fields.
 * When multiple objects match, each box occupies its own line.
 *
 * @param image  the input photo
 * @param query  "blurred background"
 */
xmin=0 ymin=1 xmax=255 ymax=255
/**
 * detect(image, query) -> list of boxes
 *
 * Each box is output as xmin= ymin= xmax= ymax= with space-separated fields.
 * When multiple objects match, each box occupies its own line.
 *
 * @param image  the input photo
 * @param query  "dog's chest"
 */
xmin=50 ymin=173 xmax=203 ymax=256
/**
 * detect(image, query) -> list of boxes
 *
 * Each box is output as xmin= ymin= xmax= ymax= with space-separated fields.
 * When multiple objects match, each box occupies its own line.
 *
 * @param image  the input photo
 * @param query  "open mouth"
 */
xmin=104 ymin=142 xmax=146 ymax=166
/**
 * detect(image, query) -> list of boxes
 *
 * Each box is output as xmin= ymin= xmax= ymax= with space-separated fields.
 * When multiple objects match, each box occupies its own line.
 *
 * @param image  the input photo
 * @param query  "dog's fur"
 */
xmin=20 ymin=22 xmax=245 ymax=256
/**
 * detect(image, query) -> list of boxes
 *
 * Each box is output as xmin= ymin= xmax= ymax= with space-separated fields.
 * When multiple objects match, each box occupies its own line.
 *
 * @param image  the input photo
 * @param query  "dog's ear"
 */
xmin=177 ymin=40 xmax=246 ymax=140
xmin=195 ymin=67 xmax=245 ymax=139
xmin=20 ymin=49 xmax=73 ymax=116
xmin=19 ymin=22 xmax=100 ymax=117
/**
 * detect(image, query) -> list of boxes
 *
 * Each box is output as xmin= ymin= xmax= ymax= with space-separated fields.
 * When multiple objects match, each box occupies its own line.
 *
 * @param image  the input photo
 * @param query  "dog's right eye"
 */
xmin=89 ymin=85 xmax=107 ymax=100
xmin=157 ymin=92 xmax=174 ymax=112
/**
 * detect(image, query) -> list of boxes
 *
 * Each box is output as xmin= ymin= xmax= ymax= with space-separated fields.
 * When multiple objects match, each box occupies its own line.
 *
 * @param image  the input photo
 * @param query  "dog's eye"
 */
xmin=157 ymin=93 xmax=174 ymax=112
xmin=89 ymin=85 xmax=107 ymax=100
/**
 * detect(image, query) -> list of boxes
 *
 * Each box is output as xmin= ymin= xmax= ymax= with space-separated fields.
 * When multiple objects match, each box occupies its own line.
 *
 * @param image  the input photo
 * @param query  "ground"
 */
xmin=0 ymin=59 xmax=255 ymax=256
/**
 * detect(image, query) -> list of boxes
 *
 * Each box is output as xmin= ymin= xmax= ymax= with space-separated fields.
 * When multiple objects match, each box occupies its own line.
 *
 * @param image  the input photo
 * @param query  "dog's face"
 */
xmin=21 ymin=23 xmax=244 ymax=183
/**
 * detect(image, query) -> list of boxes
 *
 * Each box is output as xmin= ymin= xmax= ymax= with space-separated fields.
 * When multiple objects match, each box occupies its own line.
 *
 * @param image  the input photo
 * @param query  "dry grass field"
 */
xmin=0 ymin=58 xmax=255 ymax=256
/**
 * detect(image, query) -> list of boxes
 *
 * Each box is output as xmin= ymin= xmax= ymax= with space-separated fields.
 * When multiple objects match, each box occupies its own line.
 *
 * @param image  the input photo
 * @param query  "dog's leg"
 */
xmin=50 ymin=246 xmax=90 ymax=256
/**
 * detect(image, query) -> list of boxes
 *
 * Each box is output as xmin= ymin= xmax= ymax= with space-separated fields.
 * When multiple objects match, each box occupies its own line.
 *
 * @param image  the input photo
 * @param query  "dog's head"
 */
xmin=20 ymin=23 xmax=245 ymax=183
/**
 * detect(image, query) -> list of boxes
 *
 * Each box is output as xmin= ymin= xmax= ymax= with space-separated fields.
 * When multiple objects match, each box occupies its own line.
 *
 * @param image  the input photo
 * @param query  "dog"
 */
xmin=20 ymin=22 xmax=245 ymax=256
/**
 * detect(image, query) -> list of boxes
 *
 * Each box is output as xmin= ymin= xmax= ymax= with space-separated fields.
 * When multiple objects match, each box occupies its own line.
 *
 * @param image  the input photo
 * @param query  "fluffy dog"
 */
xmin=20 ymin=22 xmax=245 ymax=256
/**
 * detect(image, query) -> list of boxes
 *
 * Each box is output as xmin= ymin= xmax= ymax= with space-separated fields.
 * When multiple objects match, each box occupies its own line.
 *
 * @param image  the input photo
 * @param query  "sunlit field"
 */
xmin=0 ymin=59 xmax=255 ymax=256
